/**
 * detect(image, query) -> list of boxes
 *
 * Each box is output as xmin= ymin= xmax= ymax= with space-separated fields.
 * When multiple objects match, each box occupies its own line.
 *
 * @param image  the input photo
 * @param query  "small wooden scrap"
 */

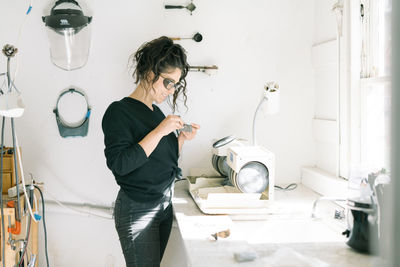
xmin=211 ymin=229 xmax=230 ymax=240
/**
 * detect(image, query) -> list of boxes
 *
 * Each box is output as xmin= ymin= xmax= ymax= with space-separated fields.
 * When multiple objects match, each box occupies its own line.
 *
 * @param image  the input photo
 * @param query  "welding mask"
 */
xmin=53 ymin=88 xmax=91 ymax=138
xmin=42 ymin=0 xmax=92 ymax=70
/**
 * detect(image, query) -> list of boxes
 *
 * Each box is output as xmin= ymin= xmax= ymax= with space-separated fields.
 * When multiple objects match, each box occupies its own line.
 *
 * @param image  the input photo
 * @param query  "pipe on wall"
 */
xmin=390 ymin=1 xmax=400 ymax=266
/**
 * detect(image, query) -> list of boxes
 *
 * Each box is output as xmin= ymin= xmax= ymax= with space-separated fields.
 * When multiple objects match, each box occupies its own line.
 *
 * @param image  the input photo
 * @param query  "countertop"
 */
xmin=171 ymin=179 xmax=381 ymax=267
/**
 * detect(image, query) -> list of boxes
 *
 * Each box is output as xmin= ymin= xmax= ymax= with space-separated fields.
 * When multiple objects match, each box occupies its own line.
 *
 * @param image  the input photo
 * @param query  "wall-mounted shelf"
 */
xmin=189 ymin=65 xmax=218 ymax=75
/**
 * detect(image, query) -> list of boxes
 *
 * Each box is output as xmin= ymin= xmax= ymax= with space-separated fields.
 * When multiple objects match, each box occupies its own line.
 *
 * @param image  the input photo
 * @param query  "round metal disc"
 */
xmin=236 ymin=161 xmax=269 ymax=193
xmin=228 ymin=168 xmax=237 ymax=188
xmin=212 ymin=135 xmax=236 ymax=148
xmin=217 ymin=156 xmax=229 ymax=177
xmin=212 ymin=154 xmax=220 ymax=174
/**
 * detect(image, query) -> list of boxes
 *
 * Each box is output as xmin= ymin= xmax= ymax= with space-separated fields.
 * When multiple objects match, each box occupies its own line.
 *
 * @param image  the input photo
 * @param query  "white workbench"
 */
xmin=170 ymin=179 xmax=381 ymax=267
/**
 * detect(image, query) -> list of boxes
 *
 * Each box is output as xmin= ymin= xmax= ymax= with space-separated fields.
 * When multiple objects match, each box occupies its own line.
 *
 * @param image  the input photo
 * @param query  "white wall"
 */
xmin=314 ymin=0 xmax=338 ymax=45
xmin=311 ymin=0 xmax=340 ymax=175
xmin=0 ymin=0 xmax=315 ymax=266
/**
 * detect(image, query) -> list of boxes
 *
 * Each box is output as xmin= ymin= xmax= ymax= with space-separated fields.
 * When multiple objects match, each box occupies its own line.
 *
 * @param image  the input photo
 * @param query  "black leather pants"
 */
xmin=114 ymin=186 xmax=174 ymax=267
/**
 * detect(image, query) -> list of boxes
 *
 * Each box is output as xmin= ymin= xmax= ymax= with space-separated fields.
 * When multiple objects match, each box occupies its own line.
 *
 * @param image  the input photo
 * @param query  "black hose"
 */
xmin=33 ymin=185 xmax=49 ymax=267
xmin=1 ymin=117 xmax=5 ymax=267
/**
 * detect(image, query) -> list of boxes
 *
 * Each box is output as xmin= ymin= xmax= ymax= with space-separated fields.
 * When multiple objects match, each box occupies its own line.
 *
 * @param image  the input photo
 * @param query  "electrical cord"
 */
xmin=274 ymin=183 xmax=298 ymax=191
xmin=11 ymin=118 xmax=21 ymax=222
xmin=33 ymin=185 xmax=49 ymax=267
xmin=7 ymin=59 xmax=22 ymax=223
xmin=18 ymin=209 xmax=31 ymax=267
xmin=18 ymin=185 xmax=35 ymax=266
xmin=26 ymin=245 xmax=33 ymax=266
xmin=26 ymin=173 xmax=113 ymax=219
xmin=12 ymin=0 xmax=34 ymax=83
xmin=252 ymin=97 xmax=267 ymax=146
xmin=179 ymin=175 xmax=298 ymax=192
xmin=14 ymin=130 xmax=38 ymax=222
xmin=33 ymin=191 xmax=38 ymax=212
xmin=44 ymin=189 xmax=112 ymax=220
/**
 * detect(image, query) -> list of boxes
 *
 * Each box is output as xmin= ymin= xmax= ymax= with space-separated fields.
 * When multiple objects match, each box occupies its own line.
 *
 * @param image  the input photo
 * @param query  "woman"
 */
xmin=102 ymin=36 xmax=199 ymax=266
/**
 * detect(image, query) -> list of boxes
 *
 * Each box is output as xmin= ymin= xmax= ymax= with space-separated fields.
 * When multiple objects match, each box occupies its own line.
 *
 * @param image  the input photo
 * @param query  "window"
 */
xmin=361 ymin=80 xmax=391 ymax=170
xmin=359 ymin=0 xmax=392 ymax=172
xmin=360 ymin=0 xmax=392 ymax=78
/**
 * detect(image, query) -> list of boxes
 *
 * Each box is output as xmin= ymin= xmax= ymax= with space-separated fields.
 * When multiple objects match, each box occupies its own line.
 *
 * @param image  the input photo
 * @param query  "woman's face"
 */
xmin=149 ymin=68 xmax=182 ymax=104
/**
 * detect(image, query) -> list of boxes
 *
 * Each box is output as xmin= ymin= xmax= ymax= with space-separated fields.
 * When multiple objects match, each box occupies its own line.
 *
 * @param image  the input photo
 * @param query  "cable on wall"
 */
xmin=33 ymin=185 xmax=50 ymax=267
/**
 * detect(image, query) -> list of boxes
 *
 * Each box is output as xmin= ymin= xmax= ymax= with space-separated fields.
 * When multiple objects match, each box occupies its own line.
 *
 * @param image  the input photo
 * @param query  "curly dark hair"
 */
xmin=130 ymin=36 xmax=190 ymax=113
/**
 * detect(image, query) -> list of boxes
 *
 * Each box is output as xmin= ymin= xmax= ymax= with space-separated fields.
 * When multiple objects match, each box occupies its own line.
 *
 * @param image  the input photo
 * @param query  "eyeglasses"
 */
xmin=160 ymin=75 xmax=184 ymax=91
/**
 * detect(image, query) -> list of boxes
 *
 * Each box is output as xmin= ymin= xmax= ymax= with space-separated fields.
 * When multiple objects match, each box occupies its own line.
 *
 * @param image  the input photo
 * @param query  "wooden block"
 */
xmin=0 ymin=207 xmax=17 ymax=267
xmin=1 ymin=173 xmax=12 ymax=194
xmin=0 ymin=147 xmax=22 ymax=194
xmin=1 ymin=157 xmax=12 ymax=172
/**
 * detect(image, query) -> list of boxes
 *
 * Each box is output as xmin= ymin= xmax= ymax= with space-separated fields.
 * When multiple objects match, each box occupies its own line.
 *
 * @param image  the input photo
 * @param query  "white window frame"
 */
xmin=302 ymin=0 xmax=391 ymax=197
xmin=339 ymin=0 xmax=352 ymax=180
xmin=349 ymin=0 xmax=392 ymax=174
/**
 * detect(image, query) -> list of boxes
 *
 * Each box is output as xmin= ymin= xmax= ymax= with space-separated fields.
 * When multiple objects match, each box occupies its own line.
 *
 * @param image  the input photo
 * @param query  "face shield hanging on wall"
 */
xmin=42 ymin=0 xmax=92 ymax=71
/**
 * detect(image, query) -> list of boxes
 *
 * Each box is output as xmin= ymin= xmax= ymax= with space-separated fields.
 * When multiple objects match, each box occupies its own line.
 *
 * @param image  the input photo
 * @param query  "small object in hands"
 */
xmin=181 ymin=124 xmax=192 ymax=132
xmin=2 ymin=44 xmax=18 ymax=58
xmin=165 ymin=1 xmax=196 ymax=15
xmin=211 ymin=229 xmax=230 ymax=240
xmin=233 ymin=251 xmax=259 ymax=262
xmin=171 ymin=32 xmax=203 ymax=42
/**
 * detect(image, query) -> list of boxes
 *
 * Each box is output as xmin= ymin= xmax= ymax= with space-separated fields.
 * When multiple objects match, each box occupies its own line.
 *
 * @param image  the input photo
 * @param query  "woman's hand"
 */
xmin=156 ymin=115 xmax=184 ymax=136
xmin=178 ymin=123 xmax=200 ymax=141
xmin=177 ymin=123 xmax=200 ymax=155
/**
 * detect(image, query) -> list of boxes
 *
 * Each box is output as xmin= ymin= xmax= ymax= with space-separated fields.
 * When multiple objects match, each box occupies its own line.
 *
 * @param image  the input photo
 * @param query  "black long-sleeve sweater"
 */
xmin=102 ymin=97 xmax=179 ymax=203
